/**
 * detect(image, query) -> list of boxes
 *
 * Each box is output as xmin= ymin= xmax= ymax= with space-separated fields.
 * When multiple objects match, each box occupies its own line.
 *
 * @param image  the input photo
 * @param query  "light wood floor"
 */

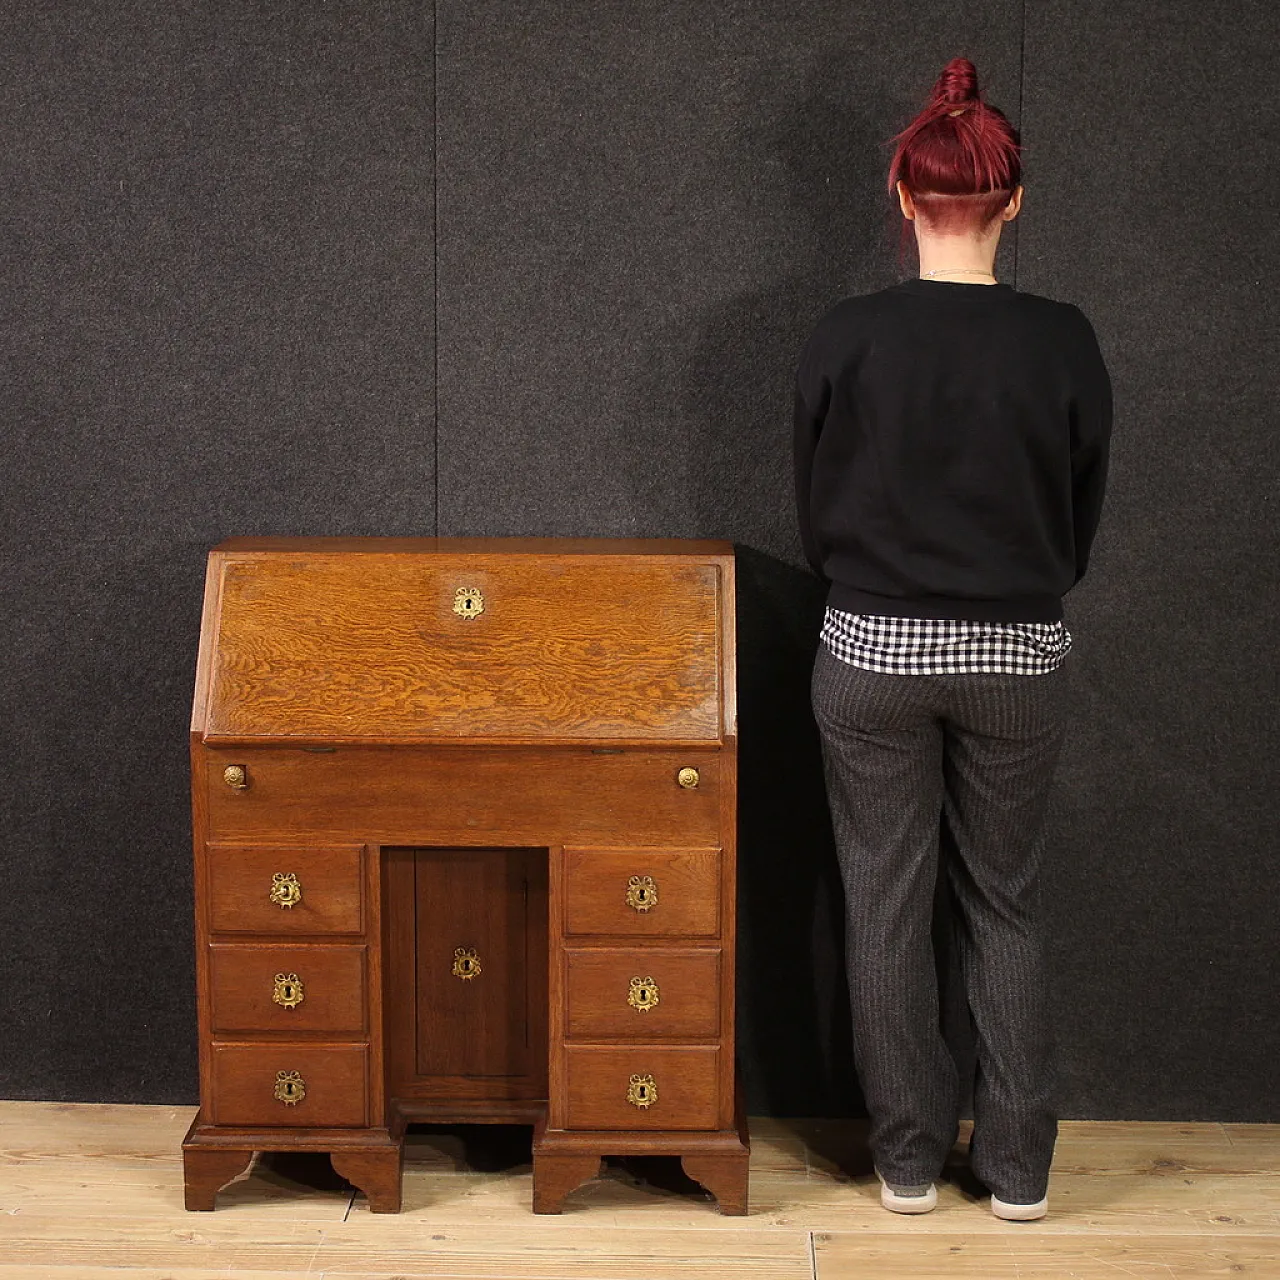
xmin=0 ymin=1103 xmax=1276 ymax=1278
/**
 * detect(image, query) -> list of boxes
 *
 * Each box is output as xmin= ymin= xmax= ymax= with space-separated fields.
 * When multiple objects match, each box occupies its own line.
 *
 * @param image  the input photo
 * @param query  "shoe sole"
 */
xmin=991 ymin=1195 xmax=1048 ymax=1221
xmin=877 ymin=1173 xmax=937 ymax=1214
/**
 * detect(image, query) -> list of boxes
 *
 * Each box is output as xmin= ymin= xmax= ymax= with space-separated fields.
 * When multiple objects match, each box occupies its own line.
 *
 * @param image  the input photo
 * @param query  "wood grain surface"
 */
xmin=381 ymin=848 xmax=550 ymax=1108
xmin=212 ymin=536 xmax=737 ymax=557
xmin=202 ymin=748 xmax=722 ymax=847
xmin=563 ymin=947 xmax=721 ymax=1040
xmin=208 ymin=943 xmax=367 ymax=1035
xmin=206 ymin=844 xmax=365 ymax=936
xmin=562 ymin=847 xmax=722 ymax=937
xmin=200 ymin=553 xmax=725 ymax=742
xmin=561 ymin=1046 xmax=721 ymax=1131
xmin=410 ymin=848 xmax=547 ymax=1083
xmin=208 ymin=1044 xmax=369 ymax=1128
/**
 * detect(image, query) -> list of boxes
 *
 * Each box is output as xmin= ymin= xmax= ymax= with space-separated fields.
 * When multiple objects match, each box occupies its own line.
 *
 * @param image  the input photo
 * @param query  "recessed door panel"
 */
xmin=383 ymin=847 xmax=548 ymax=1106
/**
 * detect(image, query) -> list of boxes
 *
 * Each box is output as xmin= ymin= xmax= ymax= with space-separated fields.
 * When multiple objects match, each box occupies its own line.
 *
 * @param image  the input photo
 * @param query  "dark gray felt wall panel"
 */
xmin=435 ymin=1 xmax=1022 ymax=545
xmin=1019 ymin=1 xmax=1279 ymax=1119
xmin=435 ymin=0 xmax=1278 ymax=1120
xmin=1 ymin=3 xmax=434 ymax=1101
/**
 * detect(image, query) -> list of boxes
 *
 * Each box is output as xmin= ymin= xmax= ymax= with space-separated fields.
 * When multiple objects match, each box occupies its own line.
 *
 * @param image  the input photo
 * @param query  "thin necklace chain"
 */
xmin=921 ymin=268 xmax=997 ymax=280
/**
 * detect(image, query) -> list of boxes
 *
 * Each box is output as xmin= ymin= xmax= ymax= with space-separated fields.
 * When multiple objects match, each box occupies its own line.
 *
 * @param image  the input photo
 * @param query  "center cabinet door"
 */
xmin=384 ymin=847 xmax=549 ymax=1105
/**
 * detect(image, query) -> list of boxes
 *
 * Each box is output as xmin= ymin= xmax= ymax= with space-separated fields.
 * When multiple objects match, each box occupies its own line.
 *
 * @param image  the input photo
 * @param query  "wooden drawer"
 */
xmin=563 ymin=848 xmax=721 ymax=937
xmin=209 ymin=944 xmax=366 ymax=1035
xmin=562 ymin=1046 xmax=720 ymax=1131
xmin=206 ymin=844 xmax=364 ymax=936
xmin=209 ymin=1043 xmax=368 ymax=1128
xmin=564 ymin=948 xmax=720 ymax=1040
xmin=202 ymin=748 xmax=721 ymax=847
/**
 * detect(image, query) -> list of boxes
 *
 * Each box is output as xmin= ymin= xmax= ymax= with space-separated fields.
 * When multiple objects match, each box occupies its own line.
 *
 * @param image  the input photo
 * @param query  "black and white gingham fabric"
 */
xmin=821 ymin=607 xmax=1071 ymax=676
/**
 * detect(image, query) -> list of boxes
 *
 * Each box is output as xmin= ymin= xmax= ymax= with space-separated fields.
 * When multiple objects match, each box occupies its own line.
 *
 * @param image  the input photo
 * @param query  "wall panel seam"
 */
xmin=433 ymin=0 xmax=441 ymax=536
xmin=1014 ymin=0 xmax=1026 ymax=289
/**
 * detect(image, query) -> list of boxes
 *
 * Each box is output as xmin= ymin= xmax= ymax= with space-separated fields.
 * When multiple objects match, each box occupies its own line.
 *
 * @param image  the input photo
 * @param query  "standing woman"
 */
xmin=794 ymin=57 xmax=1112 ymax=1221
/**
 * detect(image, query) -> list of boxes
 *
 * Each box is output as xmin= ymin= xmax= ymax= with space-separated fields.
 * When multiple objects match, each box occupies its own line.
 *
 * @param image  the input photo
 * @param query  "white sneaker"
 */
xmin=991 ymin=1193 xmax=1048 ymax=1221
xmin=876 ymin=1170 xmax=938 ymax=1214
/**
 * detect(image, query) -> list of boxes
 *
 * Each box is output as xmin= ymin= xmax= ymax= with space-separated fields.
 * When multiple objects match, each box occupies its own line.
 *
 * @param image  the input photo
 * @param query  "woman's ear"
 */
xmin=1003 ymin=186 xmax=1024 ymax=221
xmin=897 ymin=181 xmax=916 ymax=221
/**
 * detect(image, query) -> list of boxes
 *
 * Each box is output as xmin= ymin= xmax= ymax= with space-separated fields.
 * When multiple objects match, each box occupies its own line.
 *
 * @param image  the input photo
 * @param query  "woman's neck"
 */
xmin=915 ymin=235 xmax=999 ymax=283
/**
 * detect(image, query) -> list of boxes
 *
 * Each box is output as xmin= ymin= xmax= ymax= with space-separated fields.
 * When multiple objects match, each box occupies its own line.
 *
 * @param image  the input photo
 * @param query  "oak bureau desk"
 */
xmin=183 ymin=537 xmax=747 ymax=1215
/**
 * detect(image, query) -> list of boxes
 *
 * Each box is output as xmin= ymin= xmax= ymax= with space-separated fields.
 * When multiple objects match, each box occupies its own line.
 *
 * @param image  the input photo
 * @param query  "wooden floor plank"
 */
xmin=316 ymin=1263 xmax=807 ymax=1280
xmin=1054 ymin=1120 xmax=1280 ymax=1176
xmin=1222 ymin=1124 xmax=1280 ymax=1168
xmin=0 ymin=1159 xmax=354 ymax=1220
xmin=321 ymin=1269 xmax=805 ymax=1280
xmin=0 ymin=1271 xmax=314 ymax=1280
xmin=310 ymin=1225 xmax=813 ymax=1278
xmin=0 ymin=1101 xmax=196 ymax=1161
xmin=0 ymin=1213 xmax=326 ymax=1272
xmin=814 ymin=1232 xmax=1280 ymax=1278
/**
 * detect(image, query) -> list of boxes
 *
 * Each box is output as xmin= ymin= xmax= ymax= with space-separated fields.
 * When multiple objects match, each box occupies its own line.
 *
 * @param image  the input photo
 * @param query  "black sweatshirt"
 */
xmin=794 ymin=278 xmax=1112 ymax=623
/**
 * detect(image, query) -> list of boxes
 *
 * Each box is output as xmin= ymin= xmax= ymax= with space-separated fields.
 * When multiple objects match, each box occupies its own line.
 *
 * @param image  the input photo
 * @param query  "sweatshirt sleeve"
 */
xmin=793 ymin=329 xmax=833 ymax=579
xmin=1066 ymin=306 xmax=1113 ymax=584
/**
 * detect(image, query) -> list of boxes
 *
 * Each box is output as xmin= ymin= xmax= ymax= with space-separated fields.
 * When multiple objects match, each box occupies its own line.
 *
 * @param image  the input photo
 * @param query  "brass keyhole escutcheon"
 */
xmin=270 ymin=872 xmax=302 ymax=909
xmin=677 ymin=766 xmax=700 ymax=790
xmin=272 ymin=973 xmax=305 ymax=1010
xmin=273 ymin=1070 xmax=306 ymax=1106
xmin=627 ymin=1073 xmax=658 ymax=1109
xmin=627 ymin=976 xmax=660 ymax=1013
xmin=453 ymin=587 xmax=485 ymax=619
xmin=223 ymin=764 xmax=248 ymax=790
xmin=452 ymin=947 xmax=482 ymax=980
xmin=625 ymin=875 xmax=658 ymax=913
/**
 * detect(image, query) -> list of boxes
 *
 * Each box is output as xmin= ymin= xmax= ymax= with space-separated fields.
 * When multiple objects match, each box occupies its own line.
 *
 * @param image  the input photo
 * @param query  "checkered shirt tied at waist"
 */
xmin=821 ymin=607 xmax=1072 ymax=677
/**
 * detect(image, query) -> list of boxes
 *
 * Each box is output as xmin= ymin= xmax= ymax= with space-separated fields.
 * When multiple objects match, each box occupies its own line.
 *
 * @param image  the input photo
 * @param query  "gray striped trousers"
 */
xmin=810 ymin=642 xmax=1065 ymax=1203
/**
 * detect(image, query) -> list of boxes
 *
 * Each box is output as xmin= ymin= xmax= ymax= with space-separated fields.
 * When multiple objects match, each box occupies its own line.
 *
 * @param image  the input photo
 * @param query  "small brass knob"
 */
xmin=677 ymin=766 xmax=700 ymax=789
xmin=223 ymin=764 xmax=248 ymax=790
xmin=625 ymin=875 xmax=658 ymax=913
xmin=272 ymin=973 xmax=305 ymax=1010
xmin=269 ymin=872 xmax=302 ymax=909
xmin=627 ymin=976 xmax=660 ymax=1013
xmin=273 ymin=1069 xmax=306 ymax=1106
xmin=627 ymin=1073 xmax=658 ymax=1109
xmin=452 ymin=947 xmax=482 ymax=980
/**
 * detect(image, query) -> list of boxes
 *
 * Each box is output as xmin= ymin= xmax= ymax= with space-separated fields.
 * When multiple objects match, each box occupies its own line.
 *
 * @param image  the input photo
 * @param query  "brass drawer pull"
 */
xmin=627 ymin=976 xmax=660 ymax=1013
xmin=273 ymin=1070 xmax=306 ymax=1106
xmin=272 ymin=972 xmax=305 ymax=1010
xmin=452 ymin=947 xmax=482 ymax=980
xmin=625 ymin=875 xmax=658 ymax=913
xmin=222 ymin=764 xmax=248 ymax=790
xmin=269 ymin=872 xmax=302 ymax=909
xmin=453 ymin=586 xmax=485 ymax=619
xmin=677 ymin=766 xmax=700 ymax=789
xmin=627 ymin=1073 xmax=658 ymax=1109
